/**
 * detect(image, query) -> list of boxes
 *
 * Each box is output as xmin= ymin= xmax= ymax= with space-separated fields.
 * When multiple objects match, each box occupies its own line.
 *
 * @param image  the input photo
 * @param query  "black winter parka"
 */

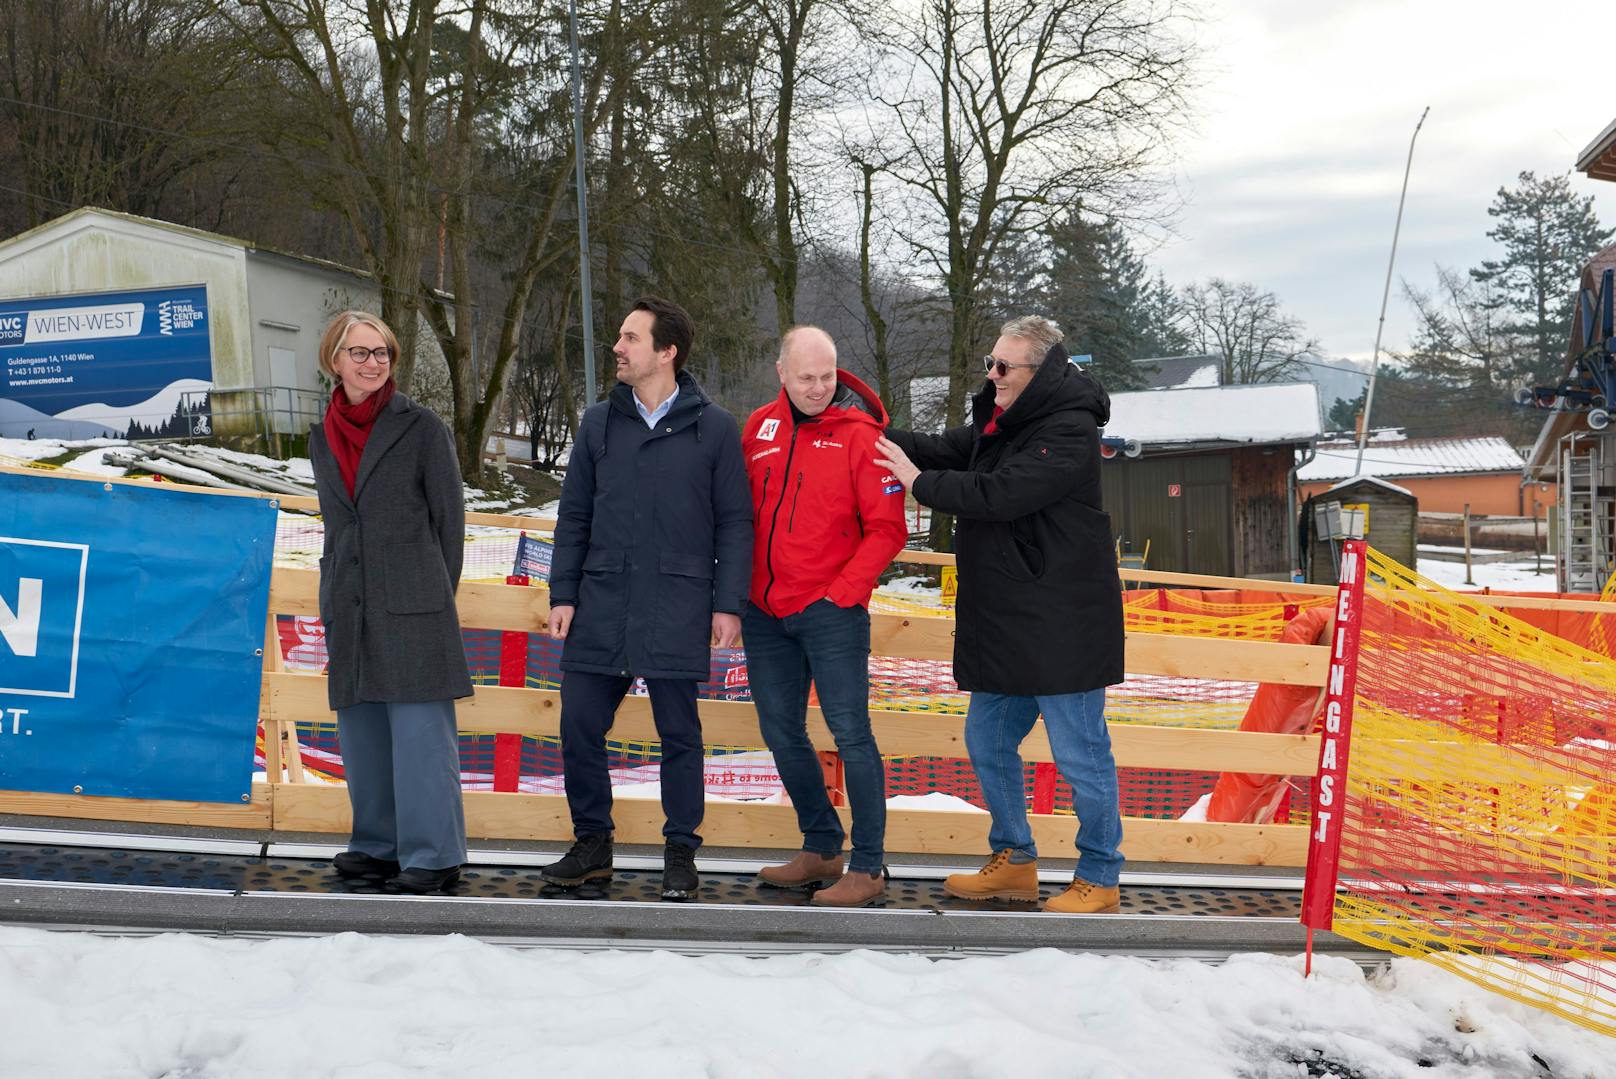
xmin=549 ymin=370 xmax=752 ymax=681
xmin=888 ymin=347 xmax=1124 ymax=695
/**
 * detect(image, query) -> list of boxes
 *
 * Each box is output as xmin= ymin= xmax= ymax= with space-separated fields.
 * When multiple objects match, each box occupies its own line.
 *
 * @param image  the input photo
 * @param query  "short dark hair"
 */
xmin=631 ymin=295 xmax=695 ymax=372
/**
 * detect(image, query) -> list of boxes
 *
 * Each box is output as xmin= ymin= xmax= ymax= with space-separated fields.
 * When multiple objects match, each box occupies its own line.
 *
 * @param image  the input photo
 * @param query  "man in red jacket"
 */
xmin=741 ymin=325 xmax=908 ymax=907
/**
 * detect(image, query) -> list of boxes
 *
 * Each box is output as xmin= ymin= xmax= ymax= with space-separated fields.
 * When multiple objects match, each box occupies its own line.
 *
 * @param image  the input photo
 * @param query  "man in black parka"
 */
xmin=876 ymin=315 xmax=1126 ymax=914
xmin=542 ymin=296 xmax=752 ymax=900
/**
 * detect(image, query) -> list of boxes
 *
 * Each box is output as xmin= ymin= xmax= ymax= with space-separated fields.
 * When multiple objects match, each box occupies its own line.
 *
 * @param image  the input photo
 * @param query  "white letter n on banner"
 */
xmin=0 ymin=578 xmax=43 ymax=657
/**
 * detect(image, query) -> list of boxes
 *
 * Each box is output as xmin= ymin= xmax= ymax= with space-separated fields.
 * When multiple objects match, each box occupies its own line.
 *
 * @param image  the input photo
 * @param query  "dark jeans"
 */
xmin=559 ymin=670 xmax=704 ymax=849
xmin=742 ymin=600 xmax=885 ymax=874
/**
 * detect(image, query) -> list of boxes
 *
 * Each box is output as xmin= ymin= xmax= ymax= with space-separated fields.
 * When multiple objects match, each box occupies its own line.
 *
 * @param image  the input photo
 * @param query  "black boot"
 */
xmin=542 ymin=833 xmax=614 ymax=887
xmin=332 ymin=851 xmax=400 ymax=879
xmin=661 ymin=840 xmax=699 ymax=901
xmin=387 ymin=865 xmax=461 ymax=894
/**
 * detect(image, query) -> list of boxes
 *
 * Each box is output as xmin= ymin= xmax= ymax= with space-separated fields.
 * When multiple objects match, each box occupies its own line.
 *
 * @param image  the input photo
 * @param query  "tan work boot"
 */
xmin=757 ymin=850 xmax=844 ymax=889
xmin=1044 ymin=878 xmax=1121 ymax=914
xmin=810 ymin=869 xmax=887 ymax=907
xmin=942 ymin=849 xmax=1040 ymax=901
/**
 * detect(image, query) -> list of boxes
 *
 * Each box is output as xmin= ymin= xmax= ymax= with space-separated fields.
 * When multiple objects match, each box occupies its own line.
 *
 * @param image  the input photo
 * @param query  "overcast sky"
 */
xmin=1158 ymin=0 xmax=1616 ymax=377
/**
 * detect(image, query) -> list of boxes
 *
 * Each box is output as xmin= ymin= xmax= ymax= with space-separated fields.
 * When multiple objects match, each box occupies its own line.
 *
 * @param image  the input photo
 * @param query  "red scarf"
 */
xmin=323 ymin=380 xmax=396 ymax=496
xmin=983 ymin=404 xmax=1006 ymax=436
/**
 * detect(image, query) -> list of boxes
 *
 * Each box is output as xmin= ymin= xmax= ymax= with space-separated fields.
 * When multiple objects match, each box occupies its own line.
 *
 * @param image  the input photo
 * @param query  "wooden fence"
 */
xmin=5 ymin=468 xmax=1606 ymax=868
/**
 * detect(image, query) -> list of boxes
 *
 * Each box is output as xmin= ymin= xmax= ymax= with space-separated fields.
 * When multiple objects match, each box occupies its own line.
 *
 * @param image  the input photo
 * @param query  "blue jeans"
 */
xmin=965 ymin=688 xmax=1123 ymax=887
xmin=743 ymin=600 xmax=885 ymax=874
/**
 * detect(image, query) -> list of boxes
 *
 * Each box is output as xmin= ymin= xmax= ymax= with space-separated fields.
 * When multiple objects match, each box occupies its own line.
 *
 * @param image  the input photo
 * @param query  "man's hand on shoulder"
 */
xmin=711 ymin=612 xmax=742 ymax=648
xmin=547 ymin=603 xmax=574 ymax=639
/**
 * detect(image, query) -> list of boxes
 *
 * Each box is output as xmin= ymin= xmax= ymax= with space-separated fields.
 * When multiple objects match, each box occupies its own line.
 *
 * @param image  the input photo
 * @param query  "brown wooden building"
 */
xmin=1101 ymin=382 xmax=1322 ymax=578
xmin=1303 ymin=475 xmax=1418 ymax=584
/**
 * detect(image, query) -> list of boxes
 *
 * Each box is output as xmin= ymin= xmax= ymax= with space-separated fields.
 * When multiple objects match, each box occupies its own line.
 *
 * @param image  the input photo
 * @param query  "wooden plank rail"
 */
xmin=262 ymin=672 xmax=1323 ymax=776
xmin=266 ymin=784 xmax=1309 ymax=866
xmin=269 ymin=568 xmax=1330 ymax=683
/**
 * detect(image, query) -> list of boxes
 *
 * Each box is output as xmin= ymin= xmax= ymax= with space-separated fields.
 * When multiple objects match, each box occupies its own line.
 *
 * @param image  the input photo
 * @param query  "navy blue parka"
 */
xmin=549 ymin=370 xmax=752 ymax=680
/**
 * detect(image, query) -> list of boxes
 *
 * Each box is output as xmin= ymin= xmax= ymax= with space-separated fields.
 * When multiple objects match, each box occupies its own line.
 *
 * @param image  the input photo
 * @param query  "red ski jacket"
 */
xmin=742 ymin=371 xmax=908 ymax=618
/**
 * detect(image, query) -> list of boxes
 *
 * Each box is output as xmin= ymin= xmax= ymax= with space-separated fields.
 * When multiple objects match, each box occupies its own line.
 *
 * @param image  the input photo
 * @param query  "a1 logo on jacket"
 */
xmin=757 ymin=418 xmax=780 ymax=441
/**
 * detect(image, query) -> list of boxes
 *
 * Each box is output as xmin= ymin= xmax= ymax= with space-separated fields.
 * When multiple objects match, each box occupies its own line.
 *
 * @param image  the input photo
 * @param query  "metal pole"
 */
xmin=568 ymin=0 xmax=597 ymax=405
xmin=1355 ymin=106 xmax=1429 ymax=475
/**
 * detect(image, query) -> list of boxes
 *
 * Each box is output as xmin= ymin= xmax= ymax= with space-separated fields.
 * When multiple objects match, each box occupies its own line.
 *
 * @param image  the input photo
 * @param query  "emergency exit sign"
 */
xmin=1167 ymin=484 xmax=1182 ymax=497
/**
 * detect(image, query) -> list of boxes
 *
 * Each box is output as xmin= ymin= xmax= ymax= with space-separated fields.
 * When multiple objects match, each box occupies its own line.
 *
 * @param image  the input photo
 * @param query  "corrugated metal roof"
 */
xmin=1298 ymin=435 xmax=1524 ymax=483
xmin=1133 ymin=354 xmax=1222 ymax=390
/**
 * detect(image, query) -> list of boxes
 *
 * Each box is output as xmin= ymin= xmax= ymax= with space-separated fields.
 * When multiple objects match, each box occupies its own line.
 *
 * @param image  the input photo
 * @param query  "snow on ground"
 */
xmin=0 ymin=929 xmax=1609 ymax=1078
xmin=0 ymin=435 xmax=122 ymax=464
xmin=1416 ymin=557 xmax=1559 ymax=593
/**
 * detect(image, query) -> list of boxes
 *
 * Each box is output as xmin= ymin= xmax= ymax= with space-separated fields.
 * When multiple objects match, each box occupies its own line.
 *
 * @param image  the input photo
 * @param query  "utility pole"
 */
xmin=1355 ymin=106 xmax=1429 ymax=475
xmin=568 ymin=0 xmax=597 ymax=405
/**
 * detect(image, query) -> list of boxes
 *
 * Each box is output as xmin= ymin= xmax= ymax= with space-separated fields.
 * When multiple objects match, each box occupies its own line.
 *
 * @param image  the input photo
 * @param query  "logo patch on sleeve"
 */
xmin=883 ymin=482 xmax=904 ymax=495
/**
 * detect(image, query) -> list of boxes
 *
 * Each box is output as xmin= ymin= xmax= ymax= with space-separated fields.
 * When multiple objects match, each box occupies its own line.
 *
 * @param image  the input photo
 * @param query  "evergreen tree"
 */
xmin=1471 ymin=171 xmax=1613 ymax=386
xmin=1038 ymin=210 xmax=1187 ymax=391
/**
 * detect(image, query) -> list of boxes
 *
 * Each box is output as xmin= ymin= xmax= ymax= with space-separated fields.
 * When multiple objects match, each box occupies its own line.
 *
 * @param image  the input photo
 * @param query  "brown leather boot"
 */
xmin=1044 ymin=878 xmax=1121 ymax=914
xmin=942 ymin=849 xmax=1040 ymax=901
xmin=810 ymin=869 xmax=887 ymax=907
xmin=756 ymin=850 xmax=845 ymax=889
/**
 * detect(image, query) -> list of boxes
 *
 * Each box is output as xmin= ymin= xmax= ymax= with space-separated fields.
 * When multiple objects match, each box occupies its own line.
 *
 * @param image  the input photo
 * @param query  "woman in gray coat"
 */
xmin=308 ymin=311 xmax=473 ymax=895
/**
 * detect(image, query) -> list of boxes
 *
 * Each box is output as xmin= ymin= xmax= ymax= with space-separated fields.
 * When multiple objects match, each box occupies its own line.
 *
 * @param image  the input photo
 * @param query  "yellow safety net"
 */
xmin=1326 ymin=548 xmax=1616 ymax=1038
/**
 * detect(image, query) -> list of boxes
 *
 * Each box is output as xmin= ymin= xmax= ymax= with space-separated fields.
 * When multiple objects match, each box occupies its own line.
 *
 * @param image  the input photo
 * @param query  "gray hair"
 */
xmin=999 ymin=315 xmax=1063 ymax=366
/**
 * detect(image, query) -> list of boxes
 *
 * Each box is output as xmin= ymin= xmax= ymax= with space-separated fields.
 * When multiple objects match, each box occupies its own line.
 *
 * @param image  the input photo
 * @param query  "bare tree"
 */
xmin=1182 ymin=278 xmax=1318 ymax=384
xmin=209 ymin=0 xmax=442 ymax=387
xmin=0 ymin=0 xmax=249 ymax=231
xmin=677 ymin=0 xmax=864 ymax=332
xmin=865 ymin=0 xmax=1194 ymax=545
xmin=420 ymin=0 xmax=630 ymax=484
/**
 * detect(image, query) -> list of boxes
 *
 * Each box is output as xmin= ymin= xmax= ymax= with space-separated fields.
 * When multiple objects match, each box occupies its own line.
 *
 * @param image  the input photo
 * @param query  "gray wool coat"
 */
xmin=309 ymin=391 xmax=474 ymax=711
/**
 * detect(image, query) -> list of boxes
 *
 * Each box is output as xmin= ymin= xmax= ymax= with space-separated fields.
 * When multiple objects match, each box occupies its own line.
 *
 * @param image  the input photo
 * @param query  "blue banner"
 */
xmin=0 ymin=471 xmax=275 ymax=803
xmin=514 ymin=532 xmax=553 ymax=580
xmin=0 ymin=285 xmax=213 ymax=440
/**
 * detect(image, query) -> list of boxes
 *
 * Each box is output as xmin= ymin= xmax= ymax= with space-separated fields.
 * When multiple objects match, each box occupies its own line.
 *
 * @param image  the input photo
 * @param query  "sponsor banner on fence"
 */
xmin=0 ymin=284 xmax=213 ymax=440
xmin=513 ymin=532 xmax=553 ymax=580
xmin=0 ymin=471 xmax=275 ymax=803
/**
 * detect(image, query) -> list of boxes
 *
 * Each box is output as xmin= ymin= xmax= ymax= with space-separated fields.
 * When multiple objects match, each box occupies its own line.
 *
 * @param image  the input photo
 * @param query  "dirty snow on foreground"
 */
xmin=0 ymin=928 xmax=1610 ymax=1078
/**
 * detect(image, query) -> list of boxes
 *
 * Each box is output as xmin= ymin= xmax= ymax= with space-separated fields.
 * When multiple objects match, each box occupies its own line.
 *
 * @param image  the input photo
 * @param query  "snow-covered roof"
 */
xmin=1105 ymin=382 xmax=1321 ymax=445
xmin=1133 ymin=354 xmax=1222 ymax=390
xmin=1298 ymin=435 xmax=1524 ymax=483
xmin=1325 ymin=474 xmax=1413 ymax=498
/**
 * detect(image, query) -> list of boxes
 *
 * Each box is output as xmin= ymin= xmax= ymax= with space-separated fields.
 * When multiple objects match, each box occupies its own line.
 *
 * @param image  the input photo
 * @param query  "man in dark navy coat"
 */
xmin=542 ymin=296 xmax=752 ymax=899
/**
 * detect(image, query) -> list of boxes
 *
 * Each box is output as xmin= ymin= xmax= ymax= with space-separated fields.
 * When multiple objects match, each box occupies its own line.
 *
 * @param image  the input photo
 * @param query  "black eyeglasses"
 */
xmin=983 ymin=355 xmax=1040 ymax=377
xmin=344 ymin=346 xmax=393 ymax=365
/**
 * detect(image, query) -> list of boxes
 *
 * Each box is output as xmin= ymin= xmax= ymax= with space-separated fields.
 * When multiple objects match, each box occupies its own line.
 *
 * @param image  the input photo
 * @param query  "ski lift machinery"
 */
xmin=1517 ymin=267 xmax=1616 ymax=430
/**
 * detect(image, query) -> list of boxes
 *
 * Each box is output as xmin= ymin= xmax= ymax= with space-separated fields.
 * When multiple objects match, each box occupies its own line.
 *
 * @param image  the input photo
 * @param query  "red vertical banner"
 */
xmin=493 ymin=574 xmax=531 ymax=792
xmin=1300 ymin=539 xmax=1368 ymax=931
xmin=1030 ymin=762 xmax=1058 ymax=814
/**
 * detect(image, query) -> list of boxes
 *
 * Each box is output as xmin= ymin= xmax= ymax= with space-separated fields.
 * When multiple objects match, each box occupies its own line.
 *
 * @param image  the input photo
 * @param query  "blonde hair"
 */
xmin=318 ymin=310 xmax=401 ymax=379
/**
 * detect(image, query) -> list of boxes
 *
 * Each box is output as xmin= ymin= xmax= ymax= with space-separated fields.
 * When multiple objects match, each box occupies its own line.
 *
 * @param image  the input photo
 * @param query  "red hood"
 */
xmin=773 ymin=368 xmax=889 ymax=428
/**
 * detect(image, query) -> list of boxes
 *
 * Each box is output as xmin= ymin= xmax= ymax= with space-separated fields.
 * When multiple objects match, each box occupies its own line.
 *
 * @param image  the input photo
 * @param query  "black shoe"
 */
xmin=332 ymin=851 xmax=401 ymax=879
xmin=386 ymin=866 xmax=461 ymax=894
xmin=541 ymin=833 xmax=614 ymax=887
xmin=661 ymin=840 xmax=699 ymax=901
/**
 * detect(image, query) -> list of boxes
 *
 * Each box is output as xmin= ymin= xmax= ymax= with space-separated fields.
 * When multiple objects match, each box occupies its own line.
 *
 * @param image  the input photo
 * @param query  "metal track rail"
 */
xmin=0 ymin=827 xmax=1371 ymax=961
